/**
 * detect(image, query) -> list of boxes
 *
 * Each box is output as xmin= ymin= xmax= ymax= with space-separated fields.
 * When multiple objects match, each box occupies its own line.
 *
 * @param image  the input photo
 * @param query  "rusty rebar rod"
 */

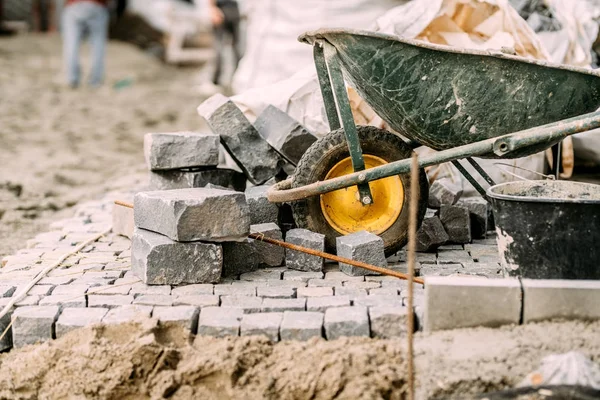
xmin=406 ymin=154 xmax=419 ymax=400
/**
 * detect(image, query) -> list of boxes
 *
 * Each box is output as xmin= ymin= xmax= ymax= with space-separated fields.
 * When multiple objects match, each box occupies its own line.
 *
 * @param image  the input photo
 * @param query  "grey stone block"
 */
xmin=51 ymin=284 xmax=89 ymax=296
xmin=297 ymin=287 xmax=333 ymax=298
xmin=214 ymin=285 xmax=256 ymax=297
xmin=336 ymin=231 xmax=386 ymax=276
xmin=56 ymin=307 xmax=108 ymax=338
xmin=369 ymin=287 xmax=400 ymax=296
xmin=428 ymin=177 xmax=463 ymax=208
xmin=130 ymin=283 xmax=171 ymax=297
xmin=0 ymin=298 xmax=13 ymax=350
xmin=149 ymin=168 xmax=246 ymax=192
xmin=353 ymin=295 xmax=404 ymax=308
xmin=522 ymin=279 xmax=600 ymax=323
xmin=102 ymin=305 xmax=153 ymax=324
xmin=221 ymin=295 xmax=262 ymax=313
xmin=153 ymin=306 xmax=199 ymax=332
xmin=38 ymin=295 xmax=86 ymax=309
xmin=334 ymin=287 xmax=368 ymax=299
xmin=280 ymin=311 xmax=323 ymax=341
xmin=112 ymin=202 xmax=134 ymax=239
xmin=11 ymin=306 xmax=60 ymax=348
xmin=256 ymin=286 xmax=295 ymax=299
xmin=460 ymin=197 xmax=490 ymax=239
xmin=240 ymin=312 xmax=283 ymax=342
xmin=369 ymin=306 xmax=410 ymax=338
xmin=437 ymin=250 xmax=473 ymax=265
xmin=419 ymin=264 xmax=464 ymax=277
xmin=307 ymin=295 xmax=350 ymax=312
xmin=133 ymin=294 xmax=173 ymax=307
xmin=424 ymin=276 xmax=521 ymax=331
xmin=197 ymin=307 xmax=243 ymax=337
xmin=254 ymin=105 xmax=318 ymax=165
xmin=222 ymin=224 xmax=284 ymax=277
xmin=324 ymin=272 xmax=364 ymax=283
xmin=173 ymin=295 xmax=219 ymax=308
xmin=440 ymin=205 xmax=471 ymax=244
xmin=245 ymin=185 xmax=279 ymax=225
xmin=171 ymin=284 xmax=214 ymax=296
xmin=240 ymin=268 xmax=284 ymax=281
xmin=261 ymin=298 xmax=305 ymax=313
xmin=415 ymin=217 xmax=449 ymax=252
xmin=131 ymin=228 xmax=222 ymax=285
xmin=134 ymin=188 xmax=250 ymax=242
xmin=285 ymin=229 xmax=325 ymax=272
xmin=198 ymin=94 xmax=283 ymax=185
xmin=343 ymin=280 xmax=381 ymax=290
xmin=88 ymin=295 xmax=134 ymax=309
xmin=324 ymin=306 xmax=370 ymax=339
xmin=14 ymin=296 xmax=41 ymax=307
xmin=283 ymin=270 xmax=323 ymax=282
xmin=143 ymin=132 xmax=219 ymax=170
xmin=308 ymin=279 xmax=342 ymax=287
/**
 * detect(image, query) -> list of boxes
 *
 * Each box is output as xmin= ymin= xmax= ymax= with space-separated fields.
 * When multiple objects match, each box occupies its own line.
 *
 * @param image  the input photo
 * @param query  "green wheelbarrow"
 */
xmin=267 ymin=28 xmax=600 ymax=256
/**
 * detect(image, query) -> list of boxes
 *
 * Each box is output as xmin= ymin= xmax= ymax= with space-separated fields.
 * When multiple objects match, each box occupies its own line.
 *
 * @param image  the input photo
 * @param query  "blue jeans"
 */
xmin=62 ymin=2 xmax=109 ymax=87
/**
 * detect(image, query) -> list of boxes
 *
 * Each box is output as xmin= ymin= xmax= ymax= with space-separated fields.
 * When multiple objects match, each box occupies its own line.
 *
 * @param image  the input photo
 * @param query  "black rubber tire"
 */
xmin=291 ymin=126 xmax=429 ymax=256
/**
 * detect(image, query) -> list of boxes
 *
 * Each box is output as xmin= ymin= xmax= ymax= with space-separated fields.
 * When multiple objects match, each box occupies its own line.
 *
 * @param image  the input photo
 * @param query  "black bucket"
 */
xmin=487 ymin=180 xmax=600 ymax=279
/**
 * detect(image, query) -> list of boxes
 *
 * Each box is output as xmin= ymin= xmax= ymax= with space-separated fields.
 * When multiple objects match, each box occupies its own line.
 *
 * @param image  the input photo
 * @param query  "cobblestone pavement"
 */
xmin=0 ymin=193 xmax=502 ymax=349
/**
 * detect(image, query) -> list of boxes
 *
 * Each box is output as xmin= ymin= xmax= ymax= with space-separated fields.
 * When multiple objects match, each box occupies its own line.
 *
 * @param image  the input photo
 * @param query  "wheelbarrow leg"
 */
xmin=466 ymin=158 xmax=496 ymax=187
xmin=313 ymin=45 xmax=340 ymax=131
xmin=451 ymin=160 xmax=489 ymax=199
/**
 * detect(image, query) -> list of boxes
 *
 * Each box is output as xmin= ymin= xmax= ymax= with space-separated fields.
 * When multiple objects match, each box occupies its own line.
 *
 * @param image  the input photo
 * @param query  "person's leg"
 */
xmin=62 ymin=5 xmax=83 ymax=87
xmin=86 ymin=4 xmax=109 ymax=86
xmin=212 ymin=24 xmax=225 ymax=85
xmin=225 ymin=3 xmax=242 ymax=69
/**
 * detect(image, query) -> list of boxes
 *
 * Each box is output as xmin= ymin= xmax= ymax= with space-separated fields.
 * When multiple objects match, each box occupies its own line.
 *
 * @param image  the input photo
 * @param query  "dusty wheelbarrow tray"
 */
xmin=269 ymin=28 xmax=600 ymax=255
xmin=488 ymin=180 xmax=600 ymax=280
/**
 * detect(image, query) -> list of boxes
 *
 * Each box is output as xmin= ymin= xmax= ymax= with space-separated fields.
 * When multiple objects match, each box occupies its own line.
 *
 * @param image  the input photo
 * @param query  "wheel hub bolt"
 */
xmin=362 ymin=196 xmax=372 ymax=205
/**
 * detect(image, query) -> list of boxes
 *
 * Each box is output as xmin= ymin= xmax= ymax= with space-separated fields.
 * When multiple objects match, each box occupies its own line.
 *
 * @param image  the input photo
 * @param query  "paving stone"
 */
xmin=401 ymin=291 xmax=425 ymax=307
xmin=522 ymin=279 xmax=600 ymax=323
xmin=15 ymin=296 xmax=41 ymax=307
xmin=285 ymin=229 xmax=325 ymax=272
xmin=324 ymin=272 xmax=364 ymax=283
xmin=134 ymin=188 xmax=250 ymax=242
xmin=143 ymin=131 xmax=219 ymax=170
xmin=149 ymin=168 xmax=246 ymax=192
xmin=153 ymin=306 xmax=199 ymax=332
xmin=89 ymin=283 xmax=132 ymax=295
xmin=88 ymin=295 xmax=134 ymax=309
xmin=245 ymin=185 xmax=279 ymax=225
xmin=256 ymin=286 xmax=295 ymax=299
xmin=415 ymin=217 xmax=449 ymax=252
xmin=223 ymin=226 xmax=285 ymax=275
xmin=55 ymin=307 xmax=108 ymax=338
xmin=112 ymin=202 xmax=134 ymax=239
xmin=14 ymin=285 xmax=53 ymax=297
xmin=133 ymin=294 xmax=173 ymax=307
xmin=130 ymin=283 xmax=171 ymax=297
xmin=197 ymin=307 xmax=243 ymax=337
xmin=297 ymin=287 xmax=333 ymax=298
xmin=171 ymin=284 xmax=214 ymax=296
xmin=334 ymin=287 xmax=368 ymax=299
xmin=283 ymin=270 xmax=323 ymax=282
xmin=416 ymin=253 xmax=437 ymax=264
xmin=343 ymin=280 xmax=381 ymax=290
xmin=440 ymin=205 xmax=471 ymax=244
xmin=369 ymin=306 xmax=410 ymax=338
xmin=214 ymin=285 xmax=255 ymax=297
xmin=173 ymin=295 xmax=220 ymax=308
xmin=131 ymin=228 xmax=222 ymax=285
xmin=38 ymin=294 xmax=86 ymax=309
xmin=102 ymin=305 xmax=153 ymax=324
xmin=353 ymin=295 xmax=404 ymax=308
xmin=465 ymin=243 xmax=498 ymax=257
xmin=264 ymin=280 xmax=306 ymax=289
xmin=368 ymin=287 xmax=400 ymax=296
xmin=198 ymin=94 xmax=283 ymax=184
xmin=324 ymin=306 xmax=369 ymax=340
xmin=437 ymin=250 xmax=473 ymax=265
xmin=11 ymin=306 xmax=60 ymax=348
xmin=428 ymin=177 xmax=463 ymax=208
xmin=437 ymin=244 xmax=464 ymax=250
xmin=280 ymin=311 xmax=323 ymax=341
xmin=240 ymin=312 xmax=283 ymax=342
xmin=71 ymin=276 xmax=116 ymax=287
xmin=0 ymin=286 xmax=16 ymax=298
xmin=38 ymin=276 xmax=75 ymax=286
xmin=462 ymin=263 xmax=503 ymax=279
xmin=261 ymin=298 xmax=305 ymax=313
xmin=306 ymin=295 xmax=351 ymax=312
xmin=221 ymin=295 xmax=263 ymax=313
xmin=308 ymin=279 xmax=342 ymax=287
xmin=424 ymin=276 xmax=521 ymax=331
xmin=419 ymin=264 xmax=464 ymax=277
xmin=51 ymin=284 xmax=90 ymax=296
xmin=459 ymin=197 xmax=490 ymax=239
xmin=0 ymin=299 xmax=13 ymax=350
xmin=336 ymin=231 xmax=387 ymax=276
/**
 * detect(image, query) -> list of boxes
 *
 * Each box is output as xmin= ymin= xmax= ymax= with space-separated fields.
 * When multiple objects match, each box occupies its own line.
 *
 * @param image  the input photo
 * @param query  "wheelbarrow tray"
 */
xmin=301 ymin=29 xmax=600 ymax=155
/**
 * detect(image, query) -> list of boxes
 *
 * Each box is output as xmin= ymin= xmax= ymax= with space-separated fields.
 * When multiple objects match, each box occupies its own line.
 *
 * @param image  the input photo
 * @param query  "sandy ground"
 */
xmin=0 ymin=33 xmax=206 ymax=259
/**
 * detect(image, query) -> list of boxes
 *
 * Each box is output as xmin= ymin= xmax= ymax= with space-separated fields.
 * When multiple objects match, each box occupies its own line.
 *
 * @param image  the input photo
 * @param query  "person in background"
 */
xmin=62 ymin=0 xmax=110 ymax=88
xmin=209 ymin=0 xmax=241 ymax=88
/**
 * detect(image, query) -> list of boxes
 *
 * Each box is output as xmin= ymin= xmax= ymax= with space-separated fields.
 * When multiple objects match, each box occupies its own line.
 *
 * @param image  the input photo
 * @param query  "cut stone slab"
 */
xmin=153 ymin=306 xmax=199 ymax=332
xmin=280 ymin=311 xmax=324 ymax=341
xmin=245 ymin=185 xmax=279 ymax=225
xmin=112 ymin=201 xmax=134 ymax=239
xmin=369 ymin=306 xmax=410 ymax=338
xmin=285 ymin=229 xmax=325 ymax=272
xmin=424 ymin=276 xmax=521 ymax=331
xmin=240 ymin=312 xmax=283 ymax=342
xmin=214 ymin=285 xmax=256 ymax=297
xmin=256 ymin=286 xmax=295 ymax=299
xmin=171 ymin=284 xmax=214 ymax=297
xmin=440 ymin=205 xmax=471 ymax=244
xmin=220 ymin=295 xmax=263 ymax=313
xmin=261 ymin=298 xmax=306 ymax=313
xmin=149 ymin=168 xmax=246 ymax=192
xmin=131 ymin=228 xmax=222 ymax=285
xmin=428 ymin=177 xmax=463 ymax=208
xmin=38 ymin=295 xmax=86 ymax=309
xmin=324 ymin=306 xmax=370 ymax=340
xmin=460 ymin=197 xmax=490 ymax=239
xmin=353 ymin=295 xmax=404 ymax=308
xmin=55 ymin=307 xmax=108 ymax=338
xmin=173 ymin=295 xmax=219 ymax=308
xmin=307 ymin=295 xmax=351 ymax=312
xmin=416 ymin=217 xmax=449 ymax=252
xmin=222 ymin=223 xmax=284 ymax=277
xmin=297 ymin=287 xmax=333 ymax=298
xmin=143 ymin=132 xmax=219 ymax=170
xmin=336 ymin=231 xmax=386 ymax=276
xmin=254 ymin=105 xmax=318 ymax=165
xmin=197 ymin=306 xmax=243 ymax=337
xmin=134 ymin=188 xmax=250 ymax=242
xmin=102 ymin=305 xmax=153 ymax=324
xmin=133 ymin=294 xmax=173 ymax=307
xmin=522 ymin=279 xmax=600 ymax=323
xmin=11 ymin=306 xmax=60 ymax=348
xmin=198 ymin=94 xmax=283 ymax=185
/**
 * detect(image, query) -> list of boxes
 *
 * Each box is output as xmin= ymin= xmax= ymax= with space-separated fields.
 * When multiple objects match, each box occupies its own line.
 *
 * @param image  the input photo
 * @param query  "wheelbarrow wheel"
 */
xmin=291 ymin=125 xmax=429 ymax=256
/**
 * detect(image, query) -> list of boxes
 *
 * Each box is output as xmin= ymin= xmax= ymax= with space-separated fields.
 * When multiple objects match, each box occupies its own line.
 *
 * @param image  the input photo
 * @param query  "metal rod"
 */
xmin=452 ymin=160 xmax=489 ymax=198
xmin=314 ymin=44 xmax=341 ymax=131
xmin=406 ymin=154 xmax=419 ymax=400
xmin=114 ymin=201 xmax=424 ymax=284
xmin=466 ymin=157 xmax=496 ymax=186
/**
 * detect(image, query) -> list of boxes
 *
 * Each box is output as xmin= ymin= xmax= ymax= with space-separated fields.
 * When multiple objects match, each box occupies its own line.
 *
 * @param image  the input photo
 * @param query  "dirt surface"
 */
xmin=0 ymin=319 xmax=598 ymax=399
xmin=0 ymin=33 xmax=206 ymax=258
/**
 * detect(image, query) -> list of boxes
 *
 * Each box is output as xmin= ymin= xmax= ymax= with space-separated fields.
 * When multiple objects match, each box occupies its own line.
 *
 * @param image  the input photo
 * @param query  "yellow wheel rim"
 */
xmin=320 ymin=155 xmax=404 ymax=235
